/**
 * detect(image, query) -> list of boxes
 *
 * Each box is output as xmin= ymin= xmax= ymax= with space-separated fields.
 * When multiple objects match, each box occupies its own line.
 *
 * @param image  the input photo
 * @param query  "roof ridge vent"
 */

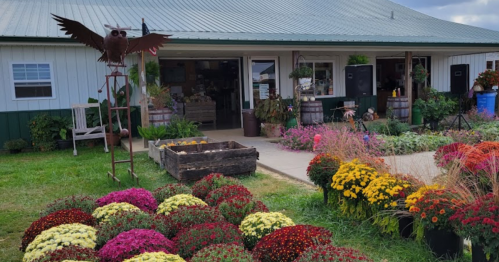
xmin=391 ymin=11 xmax=395 ymax=19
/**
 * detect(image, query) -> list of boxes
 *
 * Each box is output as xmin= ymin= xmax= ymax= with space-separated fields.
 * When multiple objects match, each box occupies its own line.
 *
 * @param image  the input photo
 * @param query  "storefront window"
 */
xmin=299 ymin=62 xmax=334 ymax=97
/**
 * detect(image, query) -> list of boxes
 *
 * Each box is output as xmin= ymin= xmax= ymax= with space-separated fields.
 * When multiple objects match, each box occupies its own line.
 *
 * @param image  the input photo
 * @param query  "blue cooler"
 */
xmin=477 ymin=92 xmax=497 ymax=117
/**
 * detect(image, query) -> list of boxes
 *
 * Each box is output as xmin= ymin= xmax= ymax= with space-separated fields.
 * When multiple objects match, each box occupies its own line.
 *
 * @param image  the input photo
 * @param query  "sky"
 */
xmin=391 ymin=0 xmax=499 ymax=31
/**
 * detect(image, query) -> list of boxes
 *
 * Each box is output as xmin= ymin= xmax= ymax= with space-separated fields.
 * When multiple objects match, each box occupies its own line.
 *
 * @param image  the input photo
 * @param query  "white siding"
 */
xmin=0 ymin=46 xmax=139 ymax=112
xmin=278 ymin=52 xmax=294 ymax=100
xmin=431 ymin=54 xmax=486 ymax=92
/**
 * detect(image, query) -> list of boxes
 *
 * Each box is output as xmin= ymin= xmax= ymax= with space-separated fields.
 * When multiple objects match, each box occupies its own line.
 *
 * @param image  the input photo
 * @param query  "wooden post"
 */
xmin=139 ymin=18 xmax=150 ymax=133
xmin=405 ymin=51 xmax=413 ymax=125
xmin=292 ymin=51 xmax=300 ymax=124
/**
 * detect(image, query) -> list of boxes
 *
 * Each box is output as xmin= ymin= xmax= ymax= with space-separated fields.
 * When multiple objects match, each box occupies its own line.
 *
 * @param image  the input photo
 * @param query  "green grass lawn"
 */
xmin=0 ymin=147 xmax=470 ymax=262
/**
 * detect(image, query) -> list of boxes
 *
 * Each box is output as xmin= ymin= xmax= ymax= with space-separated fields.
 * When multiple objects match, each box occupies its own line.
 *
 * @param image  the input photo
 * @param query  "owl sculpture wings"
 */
xmin=52 ymin=14 xmax=170 ymax=64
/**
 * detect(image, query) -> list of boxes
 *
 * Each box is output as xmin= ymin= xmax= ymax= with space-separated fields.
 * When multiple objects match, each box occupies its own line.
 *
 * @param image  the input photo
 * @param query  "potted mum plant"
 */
xmin=3 ymin=138 xmax=28 ymax=154
xmin=255 ymin=94 xmax=289 ymax=137
xmin=414 ymin=87 xmax=456 ymax=130
xmin=306 ymin=153 xmax=342 ymax=204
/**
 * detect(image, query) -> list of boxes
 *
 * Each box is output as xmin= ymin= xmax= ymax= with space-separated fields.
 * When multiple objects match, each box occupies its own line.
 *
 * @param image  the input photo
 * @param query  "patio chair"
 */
xmin=71 ymin=103 xmax=108 ymax=156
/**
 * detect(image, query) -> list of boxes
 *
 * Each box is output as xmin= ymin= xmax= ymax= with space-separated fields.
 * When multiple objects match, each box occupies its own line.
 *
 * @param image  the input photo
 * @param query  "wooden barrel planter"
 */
xmin=301 ymin=101 xmax=324 ymax=125
xmin=386 ymin=97 xmax=409 ymax=122
xmin=149 ymin=108 xmax=173 ymax=127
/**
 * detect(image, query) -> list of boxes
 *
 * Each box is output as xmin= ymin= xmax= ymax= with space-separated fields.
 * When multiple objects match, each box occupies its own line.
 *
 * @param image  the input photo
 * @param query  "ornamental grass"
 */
xmin=153 ymin=183 xmax=192 ymax=204
xmin=40 ymin=195 xmax=98 ymax=217
xmin=191 ymin=173 xmax=242 ymax=200
xmin=205 ymin=185 xmax=253 ymax=206
xmin=95 ymin=210 xmax=154 ymax=248
xmin=190 ymin=244 xmax=259 ymax=262
xmin=92 ymin=202 xmax=142 ymax=224
xmin=162 ymin=205 xmax=226 ymax=238
xmin=239 ymin=212 xmax=295 ymax=250
xmin=173 ymin=222 xmax=243 ymax=258
xmin=21 ymin=209 xmax=95 ymax=252
xmin=217 ymin=195 xmax=269 ymax=225
xmin=98 ymin=229 xmax=174 ymax=262
xmin=252 ymin=225 xmax=333 ymax=262
xmin=31 ymin=246 xmax=99 ymax=262
xmin=23 ymin=223 xmax=97 ymax=262
xmin=122 ymin=252 xmax=185 ymax=262
xmin=156 ymin=194 xmax=207 ymax=216
xmin=96 ymin=188 xmax=158 ymax=212
xmin=293 ymin=244 xmax=373 ymax=262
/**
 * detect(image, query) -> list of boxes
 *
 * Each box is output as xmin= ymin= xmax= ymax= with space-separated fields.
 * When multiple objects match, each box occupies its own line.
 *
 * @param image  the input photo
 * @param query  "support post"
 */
xmin=405 ymin=51 xmax=413 ymax=125
xmin=139 ymin=18 xmax=149 ymax=145
xmin=292 ymin=51 xmax=300 ymax=124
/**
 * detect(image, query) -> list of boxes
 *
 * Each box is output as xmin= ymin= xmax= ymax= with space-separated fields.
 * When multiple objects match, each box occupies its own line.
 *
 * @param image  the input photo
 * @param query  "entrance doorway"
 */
xmin=159 ymin=59 xmax=241 ymax=130
xmin=376 ymin=57 xmax=428 ymax=114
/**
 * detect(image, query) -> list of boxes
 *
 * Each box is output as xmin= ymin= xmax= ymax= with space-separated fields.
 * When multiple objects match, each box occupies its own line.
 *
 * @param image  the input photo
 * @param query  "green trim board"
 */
xmin=0 ymin=107 xmax=142 ymax=150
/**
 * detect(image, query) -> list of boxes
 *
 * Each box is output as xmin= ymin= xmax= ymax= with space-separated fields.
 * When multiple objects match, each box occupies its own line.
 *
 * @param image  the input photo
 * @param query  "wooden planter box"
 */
xmin=165 ymin=141 xmax=258 ymax=182
xmin=184 ymin=102 xmax=216 ymax=127
xmin=148 ymin=137 xmax=219 ymax=167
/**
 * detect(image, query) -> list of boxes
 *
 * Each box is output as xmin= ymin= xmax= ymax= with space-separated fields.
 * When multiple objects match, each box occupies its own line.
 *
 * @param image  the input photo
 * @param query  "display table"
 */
xmin=184 ymin=102 xmax=216 ymax=127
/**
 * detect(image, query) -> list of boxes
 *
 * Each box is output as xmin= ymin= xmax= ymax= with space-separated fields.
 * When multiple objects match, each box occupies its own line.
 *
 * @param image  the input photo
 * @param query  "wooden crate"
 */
xmin=184 ymin=102 xmax=216 ymax=126
xmin=148 ymin=137 xmax=219 ymax=168
xmin=165 ymin=141 xmax=258 ymax=182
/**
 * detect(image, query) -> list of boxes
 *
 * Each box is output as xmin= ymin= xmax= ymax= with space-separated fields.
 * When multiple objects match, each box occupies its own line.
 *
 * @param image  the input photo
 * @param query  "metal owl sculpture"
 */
xmin=52 ymin=14 xmax=169 ymax=67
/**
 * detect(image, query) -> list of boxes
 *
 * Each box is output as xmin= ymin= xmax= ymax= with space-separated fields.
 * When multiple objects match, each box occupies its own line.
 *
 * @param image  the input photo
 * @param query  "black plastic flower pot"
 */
xmin=472 ymin=244 xmax=498 ymax=262
xmin=398 ymin=215 xmax=414 ymax=239
xmin=424 ymin=228 xmax=463 ymax=260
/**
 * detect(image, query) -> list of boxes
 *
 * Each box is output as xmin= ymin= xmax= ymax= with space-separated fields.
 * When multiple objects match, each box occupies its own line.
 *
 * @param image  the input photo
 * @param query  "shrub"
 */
xmin=162 ymin=205 xmax=226 ymax=238
xmin=173 ymin=222 xmax=243 ymax=258
xmin=96 ymin=188 xmax=158 ymax=212
xmin=474 ymin=121 xmax=499 ymax=141
xmin=294 ymin=245 xmax=373 ymax=262
xmin=153 ymin=184 xmax=192 ymax=204
xmin=253 ymin=225 xmax=333 ymax=262
xmin=32 ymin=246 xmax=99 ymax=262
xmin=239 ymin=212 xmax=295 ymax=249
xmin=191 ymin=173 xmax=242 ymax=200
xmin=205 ymin=185 xmax=252 ymax=206
xmin=164 ymin=116 xmax=203 ymax=139
xmin=156 ymin=194 xmax=206 ymax=216
xmin=3 ymin=138 xmax=28 ymax=151
xmin=378 ymin=132 xmax=453 ymax=155
xmin=191 ymin=244 xmax=258 ymax=262
xmin=21 ymin=209 xmax=95 ymax=251
xmin=368 ymin=118 xmax=410 ymax=136
xmin=443 ymin=129 xmax=481 ymax=145
xmin=24 ymin=223 xmax=97 ymax=262
xmin=98 ymin=229 xmax=174 ymax=262
xmin=123 ymin=252 xmax=185 ymax=262
xmin=433 ymin=142 xmax=464 ymax=167
xmin=92 ymin=202 xmax=141 ymax=223
xmin=28 ymin=113 xmax=56 ymax=151
xmin=218 ymin=196 xmax=269 ymax=225
xmin=40 ymin=195 xmax=98 ymax=217
xmin=95 ymin=210 xmax=154 ymax=248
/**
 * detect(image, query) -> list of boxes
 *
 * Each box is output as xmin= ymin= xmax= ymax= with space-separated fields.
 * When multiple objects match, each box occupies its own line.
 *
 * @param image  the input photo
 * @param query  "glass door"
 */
xmin=248 ymin=57 xmax=279 ymax=109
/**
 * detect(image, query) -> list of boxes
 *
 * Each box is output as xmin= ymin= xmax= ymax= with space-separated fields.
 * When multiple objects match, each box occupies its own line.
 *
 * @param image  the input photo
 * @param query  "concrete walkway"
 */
xmin=123 ymin=128 xmax=441 ymax=185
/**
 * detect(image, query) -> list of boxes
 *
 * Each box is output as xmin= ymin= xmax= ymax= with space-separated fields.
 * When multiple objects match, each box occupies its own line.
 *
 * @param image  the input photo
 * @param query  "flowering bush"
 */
xmin=450 ymin=193 xmax=499 ymax=259
xmin=190 ymin=244 xmax=258 ymax=262
xmin=98 ymin=229 xmax=174 ymax=262
xmin=31 ymin=246 xmax=99 ymax=262
xmin=404 ymin=184 xmax=445 ymax=210
xmin=252 ymin=225 xmax=333 ymax=262
xmin=153 ymin=184 xmax=192 ymax=204
xmin=434 ymin=142 xmax=464 ymax=167
xmin=218 ymin=195 xmax=269 ymax=225
xmin=363 ymin=174 xmax=411 ymax=209
xmin=40 ymin=195 xmax=98 ymax=217
xmin=162 ymin=205 xmax=226 ymax=238
xmin=191 ymin=173 xmax=241 ymax=200
xmin=21 ymin=209 xmax=95 ymax=251
xmin=239 ymin=212 xmax=295 ymax=249
xmin=96 ymin=188 xmax=158 ymax=212
xmin=409 ymin=189 xmax=465 ymax=231
xmin=173 ymin=222 xmax=243 ymax=258
xmin=475 ymin=69 xmax=499 ymax=90
xmin=476 ymin=141 xmax=499 ymax=154
xmin=331 ymin=159 xmax=379 ymax=219
xmin=23 ymin=223 xmax=97 ymax=262
xmin=156 ymin=194 xmax=207 ymax=215
xmin=443 ymin=129 xmax=481 ymax=145
xmin=294 ymin=244 xmax=373 ymax=262
xmin=95 ymin=210 xmax=154 ymax=248
xmin=122 ymin=252 xmax=185 ymax=262
xmin=307 ymin=153 xmax=342 ymax=190
xmin=92 ymin=202 xmax=141 ymax=223
xmin=379 ymin=132 xmax=453 ymax=156
xmin=205 ymin=185 xmax=253 ymax=206
xmin=280 ymin=125 xmax=330 ymax=151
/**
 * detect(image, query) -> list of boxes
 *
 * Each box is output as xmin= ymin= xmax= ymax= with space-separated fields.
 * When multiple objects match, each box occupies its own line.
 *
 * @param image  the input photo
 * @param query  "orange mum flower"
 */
xmin=421 ymin=212 xmax=427 ymax=219
xmin=439 ymin=209 xmax=445 ymax=215
xmin=432 ymin=216 xmax=438 ymax=223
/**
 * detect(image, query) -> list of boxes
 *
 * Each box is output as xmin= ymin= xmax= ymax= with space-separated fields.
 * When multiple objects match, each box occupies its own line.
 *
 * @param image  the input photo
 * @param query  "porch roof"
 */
xmin=1 ymin=0 xmax=499 ymax=46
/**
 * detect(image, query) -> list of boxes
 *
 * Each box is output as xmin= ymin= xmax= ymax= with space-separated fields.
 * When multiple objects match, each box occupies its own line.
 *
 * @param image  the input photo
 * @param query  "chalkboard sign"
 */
xmin=164 ymin=67 xmax=186 ymax=83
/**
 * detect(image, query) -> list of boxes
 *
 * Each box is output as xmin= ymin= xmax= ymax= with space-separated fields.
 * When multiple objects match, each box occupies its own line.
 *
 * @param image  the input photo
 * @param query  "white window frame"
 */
xmin=299 ymin=60 xmax=336 ymax=98
xmin=248 ymin=56 xmax=280 ymax=109
xmin=9 ymin=61 xmax=56 ymax=100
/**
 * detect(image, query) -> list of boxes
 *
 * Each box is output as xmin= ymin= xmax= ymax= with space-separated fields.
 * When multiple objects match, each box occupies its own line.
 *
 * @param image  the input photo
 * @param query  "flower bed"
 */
xmin=162 ymin=205 xmax=226 ymax=238
xmin=153 ymin=183 xmax=192 ymax=204
xmin=31 ymin=246 xmax=99 ymax=262
xmin=96 ymin=188 xmax=158 ymax=212
xmin=190 ymin=244 xmax=257 ymax=262
xmin=294 ymin=245 xmax=373 ymax=262
xmin=123 ymin=252 xmax=185 ymax=262
xmin=205 ymin=185 xmax=253 ymax=206
xmin=218 ymin=196 xmax=268 ymax=225
xmin=40 ymin=195 xmax=97 ymax=217
xmin=95 ymin=210 xmax=154 ymax=248
xmin=156 ymin=194 xmax=206 ymax=215
xmin=192 ymin=173 xmax=241 ymax=200
xmin=92 ymin=202 xmax=142 ymax=224
xmin=239 ymin=212 xmax=295 ymax=249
